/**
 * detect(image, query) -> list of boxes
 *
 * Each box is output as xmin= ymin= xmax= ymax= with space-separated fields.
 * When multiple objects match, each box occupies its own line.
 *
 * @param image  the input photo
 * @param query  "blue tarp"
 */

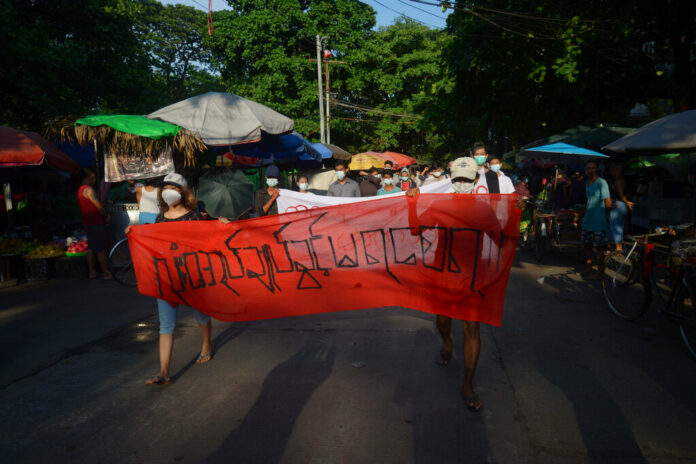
xmin=57 ymin=140 xmax=96 ymax=167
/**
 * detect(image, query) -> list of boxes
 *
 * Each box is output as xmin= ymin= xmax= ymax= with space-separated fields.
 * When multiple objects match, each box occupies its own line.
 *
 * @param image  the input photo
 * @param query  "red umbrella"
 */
xmin=0 ymin=126 xmax=80 ymax=173
xmin=379 ymin=151 xmax=417 ymax=168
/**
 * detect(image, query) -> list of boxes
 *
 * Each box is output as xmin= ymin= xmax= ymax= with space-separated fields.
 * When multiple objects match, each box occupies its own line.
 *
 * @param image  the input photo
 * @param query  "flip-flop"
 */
xmin=436 ymin=349 xmax=452 ymax=366
xmin=145 ymin=375 xmax=171 ymax=385
xmin=196 ymin=352 xmax=213 ymax=364
xmin=462 ymin=394 xmax=483 ymax=411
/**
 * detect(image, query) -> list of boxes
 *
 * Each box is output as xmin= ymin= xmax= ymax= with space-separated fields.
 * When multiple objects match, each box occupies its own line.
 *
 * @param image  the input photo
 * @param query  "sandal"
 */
xmin=462 ymin=394 xmax=483 ymax=411
xmin=436 ymin=349 xmax=452 ymax=366
xmin=196 ymin=352 xmax=213 ymax=364
xmin=145 ymin=375 xmax=171 ymax=385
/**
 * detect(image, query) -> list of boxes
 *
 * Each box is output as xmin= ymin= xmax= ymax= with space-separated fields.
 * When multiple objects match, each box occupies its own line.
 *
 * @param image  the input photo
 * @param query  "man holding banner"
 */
xmin=408 ymin=157 xmax=521 ymax=411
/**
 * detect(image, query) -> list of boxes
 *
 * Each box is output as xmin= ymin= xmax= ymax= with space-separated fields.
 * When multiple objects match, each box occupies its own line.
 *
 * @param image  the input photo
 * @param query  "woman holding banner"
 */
xmin=143 ymin=173 xmax=213 ymax=385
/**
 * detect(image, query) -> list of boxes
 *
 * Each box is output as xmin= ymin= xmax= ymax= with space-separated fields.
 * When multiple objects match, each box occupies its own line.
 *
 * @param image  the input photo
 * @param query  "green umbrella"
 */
xmin=197 ymin=169 xmax=254 ymax=219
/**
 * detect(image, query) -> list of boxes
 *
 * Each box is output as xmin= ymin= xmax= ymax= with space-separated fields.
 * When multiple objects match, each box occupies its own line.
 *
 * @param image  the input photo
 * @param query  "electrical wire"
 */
xmin=394 ymin=0 xmax=448 ymax=21
xmin=368 ymin=0 xmax=442 ymax=29
xmin=332 ymin=116 xmax=419 ymax=125
xmin=330 ymin=98 xmax=421 ymax=119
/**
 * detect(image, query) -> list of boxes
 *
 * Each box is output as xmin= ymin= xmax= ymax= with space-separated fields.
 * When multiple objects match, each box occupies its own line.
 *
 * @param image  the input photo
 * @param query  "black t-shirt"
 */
xmin=155 ymin=210 xmax=203 ymax=223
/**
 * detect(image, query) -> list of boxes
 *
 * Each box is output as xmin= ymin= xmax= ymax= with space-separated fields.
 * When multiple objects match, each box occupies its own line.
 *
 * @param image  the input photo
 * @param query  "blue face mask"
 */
xmin=266 ymin=178 xmax=279 ymax=187
xmin=490 ymin=164 xmax=501 ymax=173
xmin=401 ymin=176 xmax=409 ymax=181
xmin=336 ymin=171 xmax=346 ymax=181
xmin=383 ymin=178 xmax=393 ymax=185
xmin=474 ymin=155 xmax=487 ymax=166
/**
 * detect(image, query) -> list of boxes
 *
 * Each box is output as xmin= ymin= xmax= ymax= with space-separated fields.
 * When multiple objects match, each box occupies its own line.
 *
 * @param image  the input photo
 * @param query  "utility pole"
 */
xmin=316 ymin=35 xmax=326 ymax=143
xmin=325 ymin=60 xmax=330 ymax=144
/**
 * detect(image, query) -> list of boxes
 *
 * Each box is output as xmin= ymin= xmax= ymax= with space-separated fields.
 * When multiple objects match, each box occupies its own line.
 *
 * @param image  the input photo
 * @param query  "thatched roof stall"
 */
xmin=45 ymin=115 xmax=207 ymax=167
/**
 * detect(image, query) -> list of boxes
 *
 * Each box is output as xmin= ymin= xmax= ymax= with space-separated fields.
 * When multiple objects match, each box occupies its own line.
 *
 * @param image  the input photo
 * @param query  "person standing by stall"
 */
xmin=581 ymin=160 xmax=612 ymax=280
xmin=136 ymin=178 xmax=161 ymax=224
xmin=77 ymin=169 xmax=112 ymax=280
xmin=609 ymin=163 xmax=633 ymax=251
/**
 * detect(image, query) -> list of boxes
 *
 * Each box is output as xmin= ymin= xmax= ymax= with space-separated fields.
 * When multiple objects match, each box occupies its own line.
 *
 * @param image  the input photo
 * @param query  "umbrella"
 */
xmin=197 ymin=169 xmax=255 ymax=219
xmin=147 ymin=92 xmax=294 ymax=146
xmin=380 ymin=151 xmax=417 ymax=168
xmin=0 ymin=126 xmax=80 ymax=173
xmin=521 ymin=142 xmax=609 ymax=191
xmin=519 ymin=142 xmax=609 ymax=164
xmin=320 ymin=143 xmax=352 ymax=160
xmin=604 ymin=110 xmax=696 ymax=154
xmin=349 ymin=153 xmax=385 ymax=170
xmin=233 ymin=132 xmax=322 ymax=162
xmin=310 ymin=143 xmax=333 ymax=160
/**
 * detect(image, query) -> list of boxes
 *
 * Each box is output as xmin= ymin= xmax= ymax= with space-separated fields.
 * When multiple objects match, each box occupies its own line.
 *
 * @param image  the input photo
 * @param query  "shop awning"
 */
xmin=0 ymin=126 xmax=80 ymax=173
xmin=75 ymin=115 xmax=180 ymax=140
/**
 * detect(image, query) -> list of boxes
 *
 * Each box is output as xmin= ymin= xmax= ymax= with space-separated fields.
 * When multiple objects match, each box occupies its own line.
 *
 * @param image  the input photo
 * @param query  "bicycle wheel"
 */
xmin=109 ymin=238 xmax=137 ymax=287
xmin=602 ymin=250 xmax=650 ymax=320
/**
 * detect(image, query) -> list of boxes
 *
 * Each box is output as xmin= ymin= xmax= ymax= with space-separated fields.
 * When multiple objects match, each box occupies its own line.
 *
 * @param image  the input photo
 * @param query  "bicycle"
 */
xmin=602 ymin=228 xmax=696 ymax=359
xmin=108 ymin=236 xmax=137 ymax=287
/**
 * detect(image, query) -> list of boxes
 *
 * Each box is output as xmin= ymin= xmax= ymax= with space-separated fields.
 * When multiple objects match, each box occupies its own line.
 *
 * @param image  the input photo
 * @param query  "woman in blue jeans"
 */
xmin=137 ymin=173 xmax=213 ymax=385
xmin=609 ymin=163 xmax=633 ymax=251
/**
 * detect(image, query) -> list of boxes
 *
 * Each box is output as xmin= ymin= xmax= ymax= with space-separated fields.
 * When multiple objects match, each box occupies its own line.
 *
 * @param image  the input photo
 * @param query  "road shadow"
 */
xmin=394 ymin=328 xmax=494 ymax=464
xmin=170 ymin=321 xmax=249 ymax=383
xmin=204 ymin=333 xmax=336 ymax=464
xmin=535 ymin=346 xmax=648 ymax=463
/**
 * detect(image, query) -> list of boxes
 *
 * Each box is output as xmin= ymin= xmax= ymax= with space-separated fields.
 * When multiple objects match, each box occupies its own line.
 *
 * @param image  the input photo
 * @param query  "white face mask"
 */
xmin=161 ymin=189 xmax=182 ymax=206
xmin=401 ymin=175 xmax=409 ymax=181
xmin=298 ymin=182 xmax=309 ymax=191
xmin=266 ymin=178 xmax=279 ymax=187
xmin=432 ymin=170 xmax=442 ymax=178
xmin=383 ymin=178 xmax=393 ymax=185
xmin=336 ymin=171 xmax=346 ymax=181
xmin=452 ymin=181 xmax=474 ymax=194
xmin=490 ymin=164 xmax=501 ymax=173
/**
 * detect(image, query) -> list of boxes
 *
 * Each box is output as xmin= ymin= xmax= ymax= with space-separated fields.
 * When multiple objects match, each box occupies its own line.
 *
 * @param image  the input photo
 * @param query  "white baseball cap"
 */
xmin=450 ymin=157 xmax=478 ymax=180
xmin=162 ymin=173 xmax=188 ymax=188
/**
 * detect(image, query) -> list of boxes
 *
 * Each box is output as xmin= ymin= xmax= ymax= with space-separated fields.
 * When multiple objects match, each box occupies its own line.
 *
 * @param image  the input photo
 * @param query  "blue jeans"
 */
xmin=609 ymin=201 xmax=628 ymax=243
xmin=157 ymin=299 xmax=211 ymax=334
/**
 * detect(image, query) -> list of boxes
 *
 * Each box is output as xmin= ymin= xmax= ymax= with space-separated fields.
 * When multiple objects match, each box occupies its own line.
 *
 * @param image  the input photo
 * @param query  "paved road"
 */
xmin=1 ymin=248 xmax=695 ymax=464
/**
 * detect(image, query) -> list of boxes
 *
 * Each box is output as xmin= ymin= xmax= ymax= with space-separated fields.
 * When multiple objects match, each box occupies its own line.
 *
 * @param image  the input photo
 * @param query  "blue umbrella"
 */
xmin=521 ymin=142 xmax=609 ymax=160
xmin=233 ymin=131 xmax=321 ymax=162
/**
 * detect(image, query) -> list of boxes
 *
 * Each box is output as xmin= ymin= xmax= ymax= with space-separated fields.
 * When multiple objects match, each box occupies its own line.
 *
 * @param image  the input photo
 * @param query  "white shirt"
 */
xmin=474 ymin=167 xmax=488 ymax=194
xmin=498 ymin=173 xmax=516 ymax=194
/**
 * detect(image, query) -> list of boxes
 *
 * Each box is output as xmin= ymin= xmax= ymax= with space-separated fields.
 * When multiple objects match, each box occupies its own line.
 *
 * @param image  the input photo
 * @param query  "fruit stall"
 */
xmin=0 ymin=234 xmax=89 ymax=284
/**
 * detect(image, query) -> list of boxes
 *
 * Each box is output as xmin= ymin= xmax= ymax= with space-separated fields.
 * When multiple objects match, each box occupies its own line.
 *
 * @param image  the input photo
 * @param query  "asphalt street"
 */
xmin=1 ymin=248 xmax=695 ymax=464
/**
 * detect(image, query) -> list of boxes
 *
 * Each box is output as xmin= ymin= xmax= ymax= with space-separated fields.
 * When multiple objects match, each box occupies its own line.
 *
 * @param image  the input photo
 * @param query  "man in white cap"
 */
xmin=407 ymin=157 xmax=522 ymax=411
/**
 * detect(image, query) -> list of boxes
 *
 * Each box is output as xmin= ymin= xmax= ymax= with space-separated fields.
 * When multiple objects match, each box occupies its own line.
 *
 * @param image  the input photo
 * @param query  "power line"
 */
xmin=330 ymin=98 xmax=421 ymax=119
xmin=332 ymin=116 xmax=419 ymax=125
xmin=394 ymin=0 xmax=448 ymax=21
xmin=368 ymin=0 xmax=442 ymax=29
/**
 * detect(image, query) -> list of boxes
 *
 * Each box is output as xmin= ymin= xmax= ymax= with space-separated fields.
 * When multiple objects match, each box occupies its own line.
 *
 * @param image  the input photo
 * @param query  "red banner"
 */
xmin=128 ymin=194 xmax=521 ymax=326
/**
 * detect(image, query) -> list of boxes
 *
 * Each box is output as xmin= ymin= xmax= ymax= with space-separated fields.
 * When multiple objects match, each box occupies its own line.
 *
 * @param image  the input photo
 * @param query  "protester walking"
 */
xmin=77 ymin=169 xmax=113 ymax=280
xmin=327 ymin=160 xmax=361 ymax=197
xmin=609 ymin=163 xmax=633 ymax=251
xmin=487 ymin=158 xmax=516 ymax=194
xmin=255 ymin=165 xmax=281 ymax=216
xmin=580 ymin=160 xmax=612 ymax=280
xmin=297 ymin=174 xmax=311 ymax=194
xmin=472 ymin=142 xmax=491 ymax=194
xmin=406 ymin=158 xmax=524 ymax=411
xmin=359 ymin=167 xmax=381 ymax=197
xmin=418 ymin=162 xmax=446 ymax=187
xmin=377 ymin=170 xmax=398 ymax=195
xmin=143 ymin=173 xmax=213 ymax=385
xmin=397 ymin=167 xmax=416 ymax=191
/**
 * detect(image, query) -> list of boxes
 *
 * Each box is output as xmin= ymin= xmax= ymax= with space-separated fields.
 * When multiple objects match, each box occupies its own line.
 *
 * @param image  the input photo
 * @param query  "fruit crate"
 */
xmin=56 ymin=256 xmax=89 ymax=279
xmin=23 ymin=257 xmax=58 ymax=280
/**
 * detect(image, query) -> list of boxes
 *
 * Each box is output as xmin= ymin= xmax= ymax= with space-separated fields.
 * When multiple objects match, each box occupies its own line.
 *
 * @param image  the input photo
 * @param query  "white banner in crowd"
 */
xmin=277 ymin=179 xmax=454 ymax=213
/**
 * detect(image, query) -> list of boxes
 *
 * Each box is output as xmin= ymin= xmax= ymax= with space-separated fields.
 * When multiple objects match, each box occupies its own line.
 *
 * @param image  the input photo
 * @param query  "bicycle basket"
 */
xmin=671 ymin=239 xmax=696 ymax=260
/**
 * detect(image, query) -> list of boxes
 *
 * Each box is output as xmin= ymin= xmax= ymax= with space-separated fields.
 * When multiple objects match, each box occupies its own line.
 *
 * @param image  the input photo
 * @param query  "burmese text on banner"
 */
xmin=128 ymin=193 xmax=521 ymax=326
